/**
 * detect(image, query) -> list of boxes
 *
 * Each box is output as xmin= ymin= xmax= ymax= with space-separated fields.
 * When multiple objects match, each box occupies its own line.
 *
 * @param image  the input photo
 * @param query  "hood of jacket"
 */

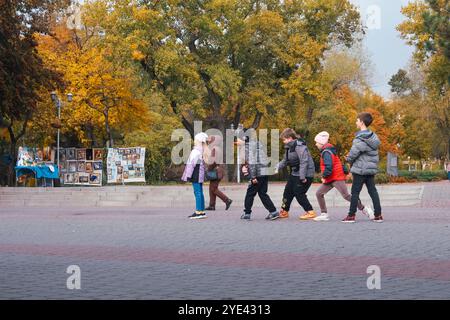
xmin=285 ymin=138 xmax=306 ymax=150
xmin=356 ymin=130 xmax=380 ymax=150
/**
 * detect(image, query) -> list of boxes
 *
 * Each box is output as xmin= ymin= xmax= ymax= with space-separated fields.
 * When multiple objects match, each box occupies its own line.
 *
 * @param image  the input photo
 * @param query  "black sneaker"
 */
xmin=240 ymin=213 xmax=251 ymax=220
xmin=205 ymin=206 xmax=215 ymax=211
xmin=188 ymin=212 xmax=207 ymax=220
xmin=265 ymin=212 xmax=280 ymax=220
xmin=225 ymin=199 xmax=233 ymax=211
xmin=372 ymin=215 xmax=384 ymax=223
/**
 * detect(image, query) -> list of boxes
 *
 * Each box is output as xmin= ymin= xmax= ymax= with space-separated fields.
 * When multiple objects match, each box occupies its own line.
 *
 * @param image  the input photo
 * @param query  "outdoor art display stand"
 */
xmin=59 ymin=148 xmax=103 ymax=186
xmin=15 ymin=166 xmax=58 ymax=187
xmin=106 ymin=147 xmax=146 ymax=184
xmin=15 ymin=146 xmax=58 ymax=187
xmin=14 ymin=146 xmax=146 ymax=187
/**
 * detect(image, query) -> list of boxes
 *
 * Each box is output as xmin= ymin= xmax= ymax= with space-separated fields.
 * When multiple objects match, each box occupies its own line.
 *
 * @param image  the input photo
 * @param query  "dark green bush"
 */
xmin=398 ymin=170 xmax=447 ymax=181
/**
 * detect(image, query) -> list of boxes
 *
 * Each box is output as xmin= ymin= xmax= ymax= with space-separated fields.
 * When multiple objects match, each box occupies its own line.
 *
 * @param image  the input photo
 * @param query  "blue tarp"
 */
xmin=15 ymin=165 xmax=59 ymax=179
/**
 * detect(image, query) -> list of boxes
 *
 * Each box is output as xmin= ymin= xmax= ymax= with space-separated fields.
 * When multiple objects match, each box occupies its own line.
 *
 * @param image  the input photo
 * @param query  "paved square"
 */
xmin=0 ymin=182 xmax=449 ymax=299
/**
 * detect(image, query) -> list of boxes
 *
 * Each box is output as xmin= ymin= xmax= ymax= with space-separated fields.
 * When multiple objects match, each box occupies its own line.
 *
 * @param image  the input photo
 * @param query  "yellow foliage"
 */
xmin=35 ymin=23 xmax=151 ymax=146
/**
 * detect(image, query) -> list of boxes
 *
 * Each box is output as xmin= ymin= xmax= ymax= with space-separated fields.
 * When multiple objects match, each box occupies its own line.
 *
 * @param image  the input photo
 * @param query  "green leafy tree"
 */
xmin=389 ymin=69 xmax=412 ymax=96
xmin=83 ymin=0 xmax=362 ymax=136
xmin=81 ymin=0 xmax=362 ymax=180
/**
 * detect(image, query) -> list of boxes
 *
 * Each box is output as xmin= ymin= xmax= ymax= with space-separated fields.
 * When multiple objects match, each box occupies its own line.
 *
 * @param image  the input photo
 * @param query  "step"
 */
xmin=22 ymin=200 xmax=97 ymax=207
xmin=99 ymin=194 xmax=139 ymax=201
xmin=96 ymin=200 xmax=137 ymax=207
xmin=0 ymin=200 xmax=25 ymax=207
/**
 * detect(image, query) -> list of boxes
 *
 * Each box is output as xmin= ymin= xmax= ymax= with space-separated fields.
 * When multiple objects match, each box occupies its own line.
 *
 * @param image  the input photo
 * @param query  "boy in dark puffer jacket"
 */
xmin=267 ymin=128 xmax=317 ymax=221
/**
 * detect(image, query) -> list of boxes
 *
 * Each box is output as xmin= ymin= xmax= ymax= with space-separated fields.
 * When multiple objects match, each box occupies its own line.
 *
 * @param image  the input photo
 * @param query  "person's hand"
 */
xmin=251 ymin=178 xmax=258 ymax=185
xmin=301 ymin=178 xmax=307 ymax=183
xmin=274 ymin=166 xmax=279 ymax=174
xmin=321 ymin=178 xmax=326 ymax=184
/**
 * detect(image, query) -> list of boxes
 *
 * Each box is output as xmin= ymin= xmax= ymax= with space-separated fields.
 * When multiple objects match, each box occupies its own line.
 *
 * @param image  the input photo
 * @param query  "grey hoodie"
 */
xmin=277 ymin=139 xmax=315 ymax=180
xmin=346 ymin=130 xmax=381 ymax=176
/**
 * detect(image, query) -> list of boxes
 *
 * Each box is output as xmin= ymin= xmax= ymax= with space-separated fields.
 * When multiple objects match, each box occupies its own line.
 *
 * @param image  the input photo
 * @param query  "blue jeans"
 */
xmin=192 ymin=183 xmax=205 ymax=212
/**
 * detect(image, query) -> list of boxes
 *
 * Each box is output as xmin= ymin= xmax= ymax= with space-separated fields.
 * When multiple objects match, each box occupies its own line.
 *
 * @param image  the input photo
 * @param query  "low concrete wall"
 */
xmin=0 ymin=183 xmax=424 ymax=208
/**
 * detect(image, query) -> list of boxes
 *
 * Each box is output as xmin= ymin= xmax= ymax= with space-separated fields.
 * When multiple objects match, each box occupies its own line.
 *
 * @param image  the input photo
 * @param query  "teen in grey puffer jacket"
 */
xmin=342 ymin=112 xmax=383 ymax=223
xmin=346 ymin=130 xmax=381 ymax=175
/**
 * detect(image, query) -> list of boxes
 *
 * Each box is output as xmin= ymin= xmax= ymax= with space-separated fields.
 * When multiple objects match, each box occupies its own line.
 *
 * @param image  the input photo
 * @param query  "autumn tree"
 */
xmin=82 ymin=0 xmax=362 ymax=137
xmin=397 ymin=0 xmax=450 ymax=159
xmin=0 ymin=0 xmax=69 ymax=185
xmin=388 ymin=63 xmax=435 ymax=160
xmin=35 ymin=24 xmax=151 ymax=149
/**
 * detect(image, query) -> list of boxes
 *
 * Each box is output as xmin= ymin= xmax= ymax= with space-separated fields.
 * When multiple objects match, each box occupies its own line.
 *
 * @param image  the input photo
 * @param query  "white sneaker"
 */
xmin=313 ymin=213 xmax=330 ymax=222
xmin=362 ymin=206 xmax=375 ymax=220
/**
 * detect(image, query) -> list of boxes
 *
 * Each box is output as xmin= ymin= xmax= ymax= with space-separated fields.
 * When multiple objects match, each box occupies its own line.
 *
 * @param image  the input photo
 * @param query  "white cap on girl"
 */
xmin=194 ymin=132 xmax=209 ymax=143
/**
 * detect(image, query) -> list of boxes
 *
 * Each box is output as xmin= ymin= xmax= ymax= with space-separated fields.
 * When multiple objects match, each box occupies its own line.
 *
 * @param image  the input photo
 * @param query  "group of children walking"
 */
xmin=182 ymin=112 xmax=384 ymax=223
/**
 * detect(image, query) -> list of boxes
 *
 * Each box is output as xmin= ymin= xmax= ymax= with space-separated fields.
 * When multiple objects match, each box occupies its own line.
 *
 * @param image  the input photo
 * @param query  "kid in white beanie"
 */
xmin=314 ymin=131 xmax=330 ymax=146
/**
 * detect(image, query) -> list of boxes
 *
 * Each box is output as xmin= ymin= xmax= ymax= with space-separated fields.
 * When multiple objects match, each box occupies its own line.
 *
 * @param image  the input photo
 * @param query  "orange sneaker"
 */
xmin=279 ymin=209 xmax=289 ymax=219
xmin=299 ymin=210 xmax=317 ymax=220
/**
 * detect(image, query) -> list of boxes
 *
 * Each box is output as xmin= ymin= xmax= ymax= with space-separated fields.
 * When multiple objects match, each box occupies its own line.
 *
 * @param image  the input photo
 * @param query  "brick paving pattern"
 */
xmin=0 ymin=182 xmax=449 ymax=299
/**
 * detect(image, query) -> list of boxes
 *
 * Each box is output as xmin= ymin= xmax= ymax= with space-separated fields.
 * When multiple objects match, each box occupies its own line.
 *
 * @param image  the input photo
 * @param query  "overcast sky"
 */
xmin=350 ymin=0 xmax=415 ymax=97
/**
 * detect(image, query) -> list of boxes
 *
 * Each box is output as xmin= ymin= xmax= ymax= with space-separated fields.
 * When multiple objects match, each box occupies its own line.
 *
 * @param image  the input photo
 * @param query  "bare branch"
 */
xmin=251 ymin=111 xmax=263 ymax=129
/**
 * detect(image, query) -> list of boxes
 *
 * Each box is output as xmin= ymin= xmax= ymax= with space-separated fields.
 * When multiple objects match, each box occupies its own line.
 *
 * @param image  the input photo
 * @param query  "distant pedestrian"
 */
xmin=205 ymin=135 xmax=233 ymax=211
xmin=181 ymin=132 xmax=209 ymax=220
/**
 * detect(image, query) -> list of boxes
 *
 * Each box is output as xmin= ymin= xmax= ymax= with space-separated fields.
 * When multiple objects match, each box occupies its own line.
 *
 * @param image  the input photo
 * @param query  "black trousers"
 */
xmin=349 ymin=173 xmax=382 ymax=216
xmin=281 ymin=175 xmax=314 ymax=212
xmin=244 ymin=176 xmax=277 ymax=215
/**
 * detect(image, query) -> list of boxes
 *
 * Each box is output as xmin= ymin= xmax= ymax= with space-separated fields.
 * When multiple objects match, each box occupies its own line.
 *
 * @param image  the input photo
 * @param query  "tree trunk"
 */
xmin=251 ymin=112 xmax=263 ymax=129
xmin=8 ymin=139 xmax=17 ymax=186
xmin=104 ymin=110 xmax=113 ymax=148
xmin=6 ymin=117 xmax=29 ymax=186
xmin=87 ymin=123 xmax=95 ymax=147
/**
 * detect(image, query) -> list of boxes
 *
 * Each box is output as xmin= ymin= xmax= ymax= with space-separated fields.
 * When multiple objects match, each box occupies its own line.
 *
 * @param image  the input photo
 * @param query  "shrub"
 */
xmin=398 ymin=170 xmax=447 ymax=181
xmin=389 ymin=176 xmax=409 ymax=183
xmin=375 ymin=173 xmax=390 ymax=184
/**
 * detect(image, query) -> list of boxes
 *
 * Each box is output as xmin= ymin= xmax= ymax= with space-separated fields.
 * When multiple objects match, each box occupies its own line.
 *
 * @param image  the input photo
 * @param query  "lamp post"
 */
xmin=50 ymin=92 xmax=72 ymax=178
